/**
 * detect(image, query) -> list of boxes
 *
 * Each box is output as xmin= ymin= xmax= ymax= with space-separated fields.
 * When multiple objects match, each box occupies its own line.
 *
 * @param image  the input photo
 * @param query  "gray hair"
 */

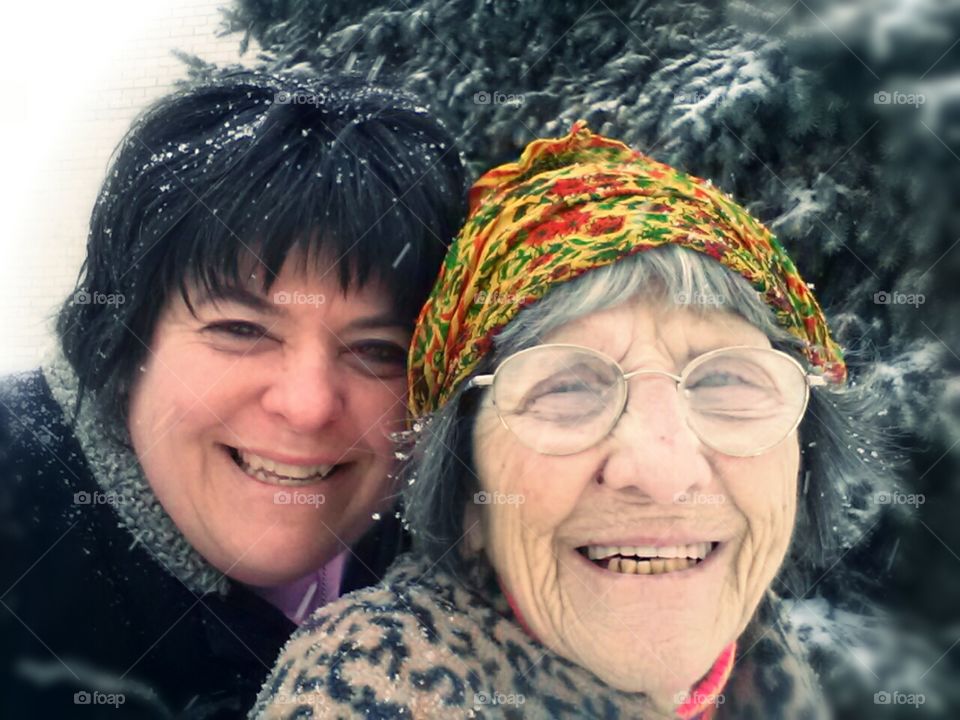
xmin=401 ymin=246 xmax=896 ymax=593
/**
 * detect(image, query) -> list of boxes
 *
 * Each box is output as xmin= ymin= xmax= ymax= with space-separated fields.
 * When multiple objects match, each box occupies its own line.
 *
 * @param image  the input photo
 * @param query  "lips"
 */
xmin=226 ymin=446 xmax=343 ymax=486
xmin=577 ymin=542 xmax=720 ymax=576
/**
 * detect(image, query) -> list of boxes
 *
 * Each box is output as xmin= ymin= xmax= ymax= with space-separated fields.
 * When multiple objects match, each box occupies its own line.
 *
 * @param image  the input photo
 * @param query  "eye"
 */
xmin=687 ymin=370 xmax=755 ymax=388
xmin=531 ymin=377 xmax=597 ymax=398
xmin=203 ymin=321 xmax=274 ymax=343
xmin=686 ymin=355 xmax=774 ymax=389
xmin=518 ymin=369 xmax=612 ymax=420
xmin=685 ymin=359 xmax=781 ymax=415
xmin=347 ymin=341 xmax=408 ymax=377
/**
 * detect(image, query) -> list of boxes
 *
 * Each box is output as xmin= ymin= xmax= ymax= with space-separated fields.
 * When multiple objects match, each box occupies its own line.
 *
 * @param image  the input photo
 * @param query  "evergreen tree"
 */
xmin=214 ymin=2 xmax=959 ymax=715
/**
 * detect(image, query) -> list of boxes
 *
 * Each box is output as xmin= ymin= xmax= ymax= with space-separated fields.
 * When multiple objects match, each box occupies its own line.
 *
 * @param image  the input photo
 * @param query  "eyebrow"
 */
xmin=343 ymin=314 xmax=412 ymax=332
xmin=194 ymin=286 xmax=411 ymax=331
xmin=194 ymin=285 xmax=282 ymax=316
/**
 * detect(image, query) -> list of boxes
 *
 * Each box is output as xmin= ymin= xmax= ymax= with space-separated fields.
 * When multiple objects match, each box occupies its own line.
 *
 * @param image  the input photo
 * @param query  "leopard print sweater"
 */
xmin=250 ymin=553 xmax=830 ymax=719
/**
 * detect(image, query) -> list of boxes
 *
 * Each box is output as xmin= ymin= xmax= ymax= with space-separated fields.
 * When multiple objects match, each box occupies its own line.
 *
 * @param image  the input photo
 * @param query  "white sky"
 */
xmin=0 ymin=1 xmax=240 ymax=372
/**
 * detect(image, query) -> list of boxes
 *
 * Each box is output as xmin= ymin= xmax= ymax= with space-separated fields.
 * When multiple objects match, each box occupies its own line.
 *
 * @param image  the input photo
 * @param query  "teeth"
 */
xmin=236 ymin=450 xmax=334 ymax=484
xmin=588 ymin=542 xmax=713 ymax=561
xmin=587 ymin=543 xmax=717 ymax=576
xmin=605 ymin=556 xmax=698 ymax=575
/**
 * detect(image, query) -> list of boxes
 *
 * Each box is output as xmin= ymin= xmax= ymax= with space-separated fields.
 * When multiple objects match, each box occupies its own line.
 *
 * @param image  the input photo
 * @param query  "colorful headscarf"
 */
xmin=409 ymin=121 xmax=846 ymax=416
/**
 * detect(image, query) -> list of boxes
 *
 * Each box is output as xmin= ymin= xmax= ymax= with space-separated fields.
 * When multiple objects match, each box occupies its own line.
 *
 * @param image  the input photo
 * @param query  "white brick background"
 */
xmin=0 ymin=1 xmax=257 ymax=373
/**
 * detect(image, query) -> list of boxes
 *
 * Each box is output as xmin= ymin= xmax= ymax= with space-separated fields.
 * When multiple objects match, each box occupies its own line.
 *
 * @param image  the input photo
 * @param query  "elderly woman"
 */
xmin=0 ymin=70 xmax=466 ymax=718
xmin=251 ymin=123 xmax=882 ymax=719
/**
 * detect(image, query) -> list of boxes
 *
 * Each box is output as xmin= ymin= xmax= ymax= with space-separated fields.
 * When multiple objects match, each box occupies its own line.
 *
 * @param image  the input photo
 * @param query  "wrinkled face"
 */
xmin=470 ymin=297 xmax=800 ymax=710
xmin=127 ymin=255 xmax=409 ymax=586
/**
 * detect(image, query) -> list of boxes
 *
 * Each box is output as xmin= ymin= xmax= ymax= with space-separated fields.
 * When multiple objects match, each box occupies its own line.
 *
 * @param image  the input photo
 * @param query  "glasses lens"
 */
xmin=682 ymin=347 xmax=809 ymax=456
xmin=493 ymin=346 xmax=623 ymax=455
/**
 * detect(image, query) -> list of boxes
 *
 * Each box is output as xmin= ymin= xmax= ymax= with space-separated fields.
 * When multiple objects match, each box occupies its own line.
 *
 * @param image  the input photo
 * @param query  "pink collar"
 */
xmin=250 ymin=550 xmax=348 ymax=625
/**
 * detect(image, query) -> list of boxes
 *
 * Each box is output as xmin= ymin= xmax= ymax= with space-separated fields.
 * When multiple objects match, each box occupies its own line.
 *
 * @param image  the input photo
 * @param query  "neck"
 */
xmin=496 ymin=574 xmax=735 ymax=719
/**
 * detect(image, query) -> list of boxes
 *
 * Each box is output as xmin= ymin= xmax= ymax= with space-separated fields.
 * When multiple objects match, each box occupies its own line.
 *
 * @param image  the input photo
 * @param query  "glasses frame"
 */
xmin=465 ymin=343 xmax=828 ymax=457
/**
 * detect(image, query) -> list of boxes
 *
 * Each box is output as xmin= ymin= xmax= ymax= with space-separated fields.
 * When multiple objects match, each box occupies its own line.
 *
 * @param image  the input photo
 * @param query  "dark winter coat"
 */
xmin=0 ymin=353 xmax=404 ymax=719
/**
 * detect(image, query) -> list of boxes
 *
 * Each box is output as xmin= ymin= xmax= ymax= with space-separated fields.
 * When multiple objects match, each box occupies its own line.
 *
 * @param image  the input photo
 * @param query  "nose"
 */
xmin=598 ymin=379 xmax=712 ymax=504
xmin=260 ymin=347 xmax=345 ymax=432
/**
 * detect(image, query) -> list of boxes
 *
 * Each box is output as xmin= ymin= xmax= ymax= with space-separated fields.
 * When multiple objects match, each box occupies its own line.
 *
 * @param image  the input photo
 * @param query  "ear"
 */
xmin=461 ymin=501 xmax=485 ymax=556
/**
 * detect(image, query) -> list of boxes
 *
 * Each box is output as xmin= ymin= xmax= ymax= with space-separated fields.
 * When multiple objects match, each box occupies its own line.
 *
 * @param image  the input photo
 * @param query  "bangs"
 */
xmin=131 ymin=77 xmax=462 ymax=320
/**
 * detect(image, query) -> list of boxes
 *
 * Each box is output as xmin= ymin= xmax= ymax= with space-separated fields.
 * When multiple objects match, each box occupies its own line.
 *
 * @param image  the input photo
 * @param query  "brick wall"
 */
xmin=2 ymin=1 xmax=256 ymax=373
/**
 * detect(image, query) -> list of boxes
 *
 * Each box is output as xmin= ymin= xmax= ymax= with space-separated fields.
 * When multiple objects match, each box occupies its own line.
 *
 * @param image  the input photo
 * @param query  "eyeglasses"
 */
xmin=465 ymin=343 xmax=826 ymax=457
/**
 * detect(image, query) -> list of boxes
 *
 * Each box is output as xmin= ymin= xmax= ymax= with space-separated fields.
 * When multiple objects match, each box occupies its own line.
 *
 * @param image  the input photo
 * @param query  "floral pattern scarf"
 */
xmin=408 ymin=121 xmax=846 ymax=416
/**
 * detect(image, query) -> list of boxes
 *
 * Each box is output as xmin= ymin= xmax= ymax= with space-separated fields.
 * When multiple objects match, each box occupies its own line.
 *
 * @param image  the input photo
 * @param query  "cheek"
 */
xmin=473 ymin=410 xmax=591 ymax=536
xmin=735 ymin=447 xmax=799 ymax=529
xmin=129 ymin=345 xmax=257 ymax=451
xmin=726 ymin=443 xmax=800 ymax=589
xmin=349 ymin=378 xmax=408 ymax=455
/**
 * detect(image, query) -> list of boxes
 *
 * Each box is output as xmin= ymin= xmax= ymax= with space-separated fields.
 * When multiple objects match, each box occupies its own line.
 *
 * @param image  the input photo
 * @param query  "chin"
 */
xmin=222 ymin=550 xmax=326 ymax=587
xmin=572 ymin=629 xmax=723 ymax=700
xmin=229 ymin=564 xmax=308 ymax=587
xmin=209 ymin=526 xmax=341 ymax=587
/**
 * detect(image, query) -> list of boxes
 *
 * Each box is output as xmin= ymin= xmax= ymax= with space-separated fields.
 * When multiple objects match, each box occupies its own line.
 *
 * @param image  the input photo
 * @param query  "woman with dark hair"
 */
xmin=251 ymin=123 xmax=895 ymax=719
xmin=0 ymin=70 xmax=466 ymax=718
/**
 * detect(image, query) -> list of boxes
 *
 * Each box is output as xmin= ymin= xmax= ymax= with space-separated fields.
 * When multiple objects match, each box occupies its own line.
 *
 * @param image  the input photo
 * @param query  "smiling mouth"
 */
xmin=576 ymin=542 xmax=720 ymax=576
xmin=226 ymin=446 xmax=344 ymax=486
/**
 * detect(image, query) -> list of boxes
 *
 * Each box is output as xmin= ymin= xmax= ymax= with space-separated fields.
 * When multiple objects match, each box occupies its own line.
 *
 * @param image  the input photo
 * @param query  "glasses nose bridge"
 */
xmin=621 ymin=367 xmax=683 ymax=386
xmin=614 ymin=367 xmax=686 ymax=422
